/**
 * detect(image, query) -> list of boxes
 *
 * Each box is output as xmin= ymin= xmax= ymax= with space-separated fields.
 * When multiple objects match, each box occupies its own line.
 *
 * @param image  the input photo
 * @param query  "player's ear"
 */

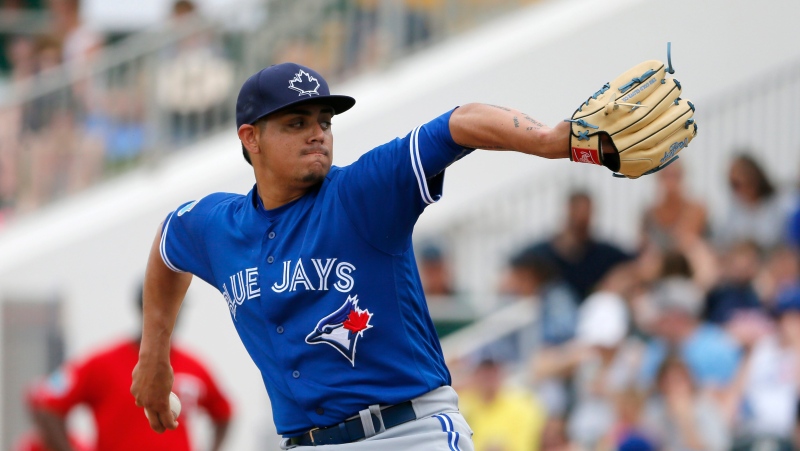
xmin=237 ymin=124 xmax=261 ymax=156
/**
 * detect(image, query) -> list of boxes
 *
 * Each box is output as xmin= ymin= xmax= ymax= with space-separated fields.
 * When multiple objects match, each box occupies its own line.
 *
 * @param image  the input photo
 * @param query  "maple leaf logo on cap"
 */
xmin=288 ymin=70 xmax=320 ymax=97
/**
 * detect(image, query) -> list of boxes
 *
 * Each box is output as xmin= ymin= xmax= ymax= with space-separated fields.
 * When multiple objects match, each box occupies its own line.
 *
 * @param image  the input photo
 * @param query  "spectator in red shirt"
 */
xmin=26 ymin=285 xmax=233 ymax=451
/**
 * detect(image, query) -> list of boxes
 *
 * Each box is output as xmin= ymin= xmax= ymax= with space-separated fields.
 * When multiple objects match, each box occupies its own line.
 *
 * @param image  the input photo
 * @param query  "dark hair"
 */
xmin=661 ymin=251 xmax=693 ymax=278
xmin=419 ymin=241 xmax=447 ymax=263
xmin=509 ymin=250 xmax=560 ymax=283
xmin=35 ymin=34 xmax=62 ymax=55
xmin=732 ymin=153 xmax=775 ymax=199
xmin=568 ymin=190 xmax=592 ymax=205
xmin=241 ymin=116 xmax=269 ymax=166
xmin=172 ymin=0 xmax=196 ymax=14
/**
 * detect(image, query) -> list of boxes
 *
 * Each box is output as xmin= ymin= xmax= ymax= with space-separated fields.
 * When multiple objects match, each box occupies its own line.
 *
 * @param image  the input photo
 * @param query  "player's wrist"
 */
xmin=138 ymin=334 xmax=172 ymax=363
xmin=546 ymin=121 xmax=571 ymax=159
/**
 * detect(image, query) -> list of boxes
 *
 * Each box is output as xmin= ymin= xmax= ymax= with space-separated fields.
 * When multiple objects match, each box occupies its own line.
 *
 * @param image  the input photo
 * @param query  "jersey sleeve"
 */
xmin=27 ymin=359 xmax=93 ymax=416
xmin=338 ymin=108 xmax=473 ymax=254
xmin=160 ymin=194 xmax=229 ymax=285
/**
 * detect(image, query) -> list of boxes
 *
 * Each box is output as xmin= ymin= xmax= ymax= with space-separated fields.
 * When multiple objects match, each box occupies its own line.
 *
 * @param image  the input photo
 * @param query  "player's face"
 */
xmin=259 ymin=104 xmax=334 ymax=187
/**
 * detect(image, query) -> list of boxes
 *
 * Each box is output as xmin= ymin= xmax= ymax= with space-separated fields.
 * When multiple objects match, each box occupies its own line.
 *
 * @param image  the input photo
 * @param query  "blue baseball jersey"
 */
xmin=160 ymin=109 xmax=473 ymax=436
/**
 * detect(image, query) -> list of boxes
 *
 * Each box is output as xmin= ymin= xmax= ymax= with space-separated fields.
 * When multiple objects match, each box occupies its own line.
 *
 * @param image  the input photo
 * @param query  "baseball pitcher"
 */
xmin=131 ymin=54 xmax=695 ymax=450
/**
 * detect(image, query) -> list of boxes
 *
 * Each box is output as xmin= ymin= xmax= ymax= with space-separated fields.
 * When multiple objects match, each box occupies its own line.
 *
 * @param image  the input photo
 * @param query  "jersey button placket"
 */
xmin=267 ymin=256 xmax=274 ymax=264
xmin=268 ymin=231 xmax=276 ymax=239
xmin=276 ymin=326 xmax=284 ymax=334
xmin=292 ymin=370 xmax=300 ymax=379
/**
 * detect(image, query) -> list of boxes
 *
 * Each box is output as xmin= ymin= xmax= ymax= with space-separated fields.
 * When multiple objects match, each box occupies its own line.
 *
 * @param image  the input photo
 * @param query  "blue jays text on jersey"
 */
xmin=159 ymin=109 xmax=473 ymax=437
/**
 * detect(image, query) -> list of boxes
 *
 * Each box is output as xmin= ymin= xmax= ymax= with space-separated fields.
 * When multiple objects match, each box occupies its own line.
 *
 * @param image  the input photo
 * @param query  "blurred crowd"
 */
xmin=1 ymin=0 xmax=104 ymax=223
xmin=0 ymin=0 xmax=531 ymax=228
xmin=0 ymin=0 xmax=238 ymax=225
xmin=428 ymin=156 xmax=800 ymax=451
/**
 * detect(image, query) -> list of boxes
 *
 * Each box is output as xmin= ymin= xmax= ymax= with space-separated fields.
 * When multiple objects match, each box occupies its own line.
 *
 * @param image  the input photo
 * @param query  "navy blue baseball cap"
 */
xmin=236 ymin=62 xmax=355 ymax=128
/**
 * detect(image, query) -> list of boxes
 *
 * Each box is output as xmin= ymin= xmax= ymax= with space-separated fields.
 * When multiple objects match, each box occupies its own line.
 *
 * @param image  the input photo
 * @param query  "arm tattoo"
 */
xmin=487 ymin=104 xmax=512 ymax=112
xmin=523 ymin=115 xmax=546 ymax=129
xmin=513 ymin=116 xmax=520 ymax=128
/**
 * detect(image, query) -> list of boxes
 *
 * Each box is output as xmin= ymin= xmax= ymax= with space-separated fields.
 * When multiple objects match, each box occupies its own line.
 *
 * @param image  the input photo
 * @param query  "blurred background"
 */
xmin=2 ymin=0 xmax=800 ymax=449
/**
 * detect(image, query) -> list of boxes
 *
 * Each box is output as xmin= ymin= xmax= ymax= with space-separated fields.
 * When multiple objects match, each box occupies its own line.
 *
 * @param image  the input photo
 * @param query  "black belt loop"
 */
xmin=288 ymin=400 xmax=416 ymax=447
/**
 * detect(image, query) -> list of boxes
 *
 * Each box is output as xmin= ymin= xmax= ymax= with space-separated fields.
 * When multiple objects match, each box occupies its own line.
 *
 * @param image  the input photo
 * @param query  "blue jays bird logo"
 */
xmin=305 ymin=295 xmax=373 ymax=366
xmin=288 ymin=70 xmax=320 ymax=97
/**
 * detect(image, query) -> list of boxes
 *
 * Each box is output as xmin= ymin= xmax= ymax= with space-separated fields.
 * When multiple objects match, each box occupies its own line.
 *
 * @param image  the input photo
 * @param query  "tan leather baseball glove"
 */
xmin=568 ymin=46 xmax=697 ymax=179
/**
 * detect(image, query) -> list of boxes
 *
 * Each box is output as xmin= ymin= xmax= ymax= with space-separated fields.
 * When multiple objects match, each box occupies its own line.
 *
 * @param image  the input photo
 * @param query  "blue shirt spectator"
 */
xmin=640 ymin=323 xmax=741 ymax=388
xmin=639 ymin=278 xmax=742 ymax=389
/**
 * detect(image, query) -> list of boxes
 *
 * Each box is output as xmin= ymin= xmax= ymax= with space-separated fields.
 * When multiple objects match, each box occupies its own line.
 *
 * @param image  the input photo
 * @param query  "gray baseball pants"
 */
xmin=279 ymin=386 xmax=474 ymax=450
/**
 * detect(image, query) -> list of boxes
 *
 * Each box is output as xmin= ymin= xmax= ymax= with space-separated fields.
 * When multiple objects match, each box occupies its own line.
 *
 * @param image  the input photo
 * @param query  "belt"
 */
xmin=288 ymin=401 xmax=416 ymax=447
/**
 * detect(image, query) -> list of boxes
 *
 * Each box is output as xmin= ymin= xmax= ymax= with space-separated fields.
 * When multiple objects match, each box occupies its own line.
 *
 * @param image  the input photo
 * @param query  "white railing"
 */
xmin=440 ymin=299 xmax=537 ymax=359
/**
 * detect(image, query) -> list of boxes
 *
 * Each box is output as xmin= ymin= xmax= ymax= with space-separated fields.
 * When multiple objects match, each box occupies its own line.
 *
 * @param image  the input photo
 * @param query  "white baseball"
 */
xmin=169 ymin=391 xmax=182 ymax=419
xmin=145 ymin=391 xmax=182 ymax=421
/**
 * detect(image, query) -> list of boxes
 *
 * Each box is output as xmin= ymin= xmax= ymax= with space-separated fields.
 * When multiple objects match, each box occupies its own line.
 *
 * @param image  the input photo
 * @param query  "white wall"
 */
xmin=83 ymin=0 xmax=264 ymax=32
xmin=3 ymin=0 xmax=800 ymax=449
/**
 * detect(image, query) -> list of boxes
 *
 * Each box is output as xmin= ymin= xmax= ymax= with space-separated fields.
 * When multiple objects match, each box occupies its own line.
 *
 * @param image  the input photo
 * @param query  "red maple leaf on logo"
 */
xmin=343 ymin=309 xmax=371 ymax=333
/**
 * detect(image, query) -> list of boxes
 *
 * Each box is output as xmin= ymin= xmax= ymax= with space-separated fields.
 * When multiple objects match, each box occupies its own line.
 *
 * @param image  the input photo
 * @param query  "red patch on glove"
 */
xmin=571 ymin=148 xmax=601 ymax=165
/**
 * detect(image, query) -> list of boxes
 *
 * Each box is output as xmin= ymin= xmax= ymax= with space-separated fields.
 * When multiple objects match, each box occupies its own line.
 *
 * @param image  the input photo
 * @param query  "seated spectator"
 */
xmin=404 ymin=0 xmax=441 ymax=49
xmin=721 ymin=286 xmax=800 ymax=450
xmin=703 ymin=240 xmax=764 ymax=325
xmin=23 ymin=107 xmax=103 ymax=210
xmin=84 ymin=88 xmax=146 ymax=171
xmin=22 ymin=36 xmax=66 ymax=134
xmin=532 ymin=291 xmax=643 ymax=449
xmin=517 ymin=191 xmax=633 ymax=300
xmin=49 ymin=0 xmax=103 ymax=65
xmin=4 ymin=35 xmax=37 ymax=88
xmin=714 ymin=154 xmax=789 ymax=251
xmin=639 ymin=277 xmax=741 ymax=395
xmin=757 ymin=244 xmax=800 ymax=310
xmin=642 ymin=354 xmax=732 ymax=450
xmin=460 ymin=356 xmax=547 ymax=451
xmin=157 ymin=0 xmax=234 ymax=145
xmin=641 ymin=159 xmax=708 ymax=251
xmin=602 ymin=387 xmax=658 ymax=451
xmin=343 ymin=0 xmax=381 ymax=75
xmin=567 ymin=292 xmax=641 ymax=449
xmin=418 ymin=242 xmax=456 ymax=296
xmin=539 ymin=418 xmax=570 ymax=451
xmin=502 ymin=251 xmax=579 ymax=347
xmin=0 ymin=35 xmax=40 ymax=223
xmin=417 ymin=241 xmax=473 ymax=337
